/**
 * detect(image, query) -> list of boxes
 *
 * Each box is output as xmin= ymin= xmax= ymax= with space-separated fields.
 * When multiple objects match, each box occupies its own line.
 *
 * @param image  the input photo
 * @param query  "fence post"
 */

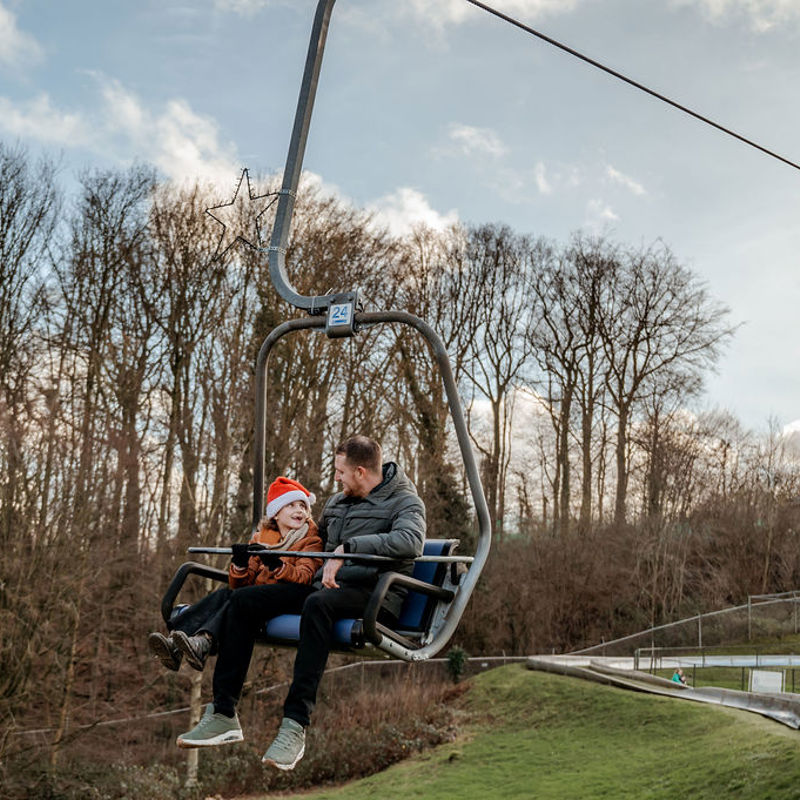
xmin=185 ymin=671 xmax=202 ymax=788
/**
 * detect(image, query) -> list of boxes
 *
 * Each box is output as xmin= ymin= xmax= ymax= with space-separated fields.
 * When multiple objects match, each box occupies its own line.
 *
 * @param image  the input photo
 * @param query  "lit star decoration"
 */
xmin=205 ymin=168 xmax=276 ymax=258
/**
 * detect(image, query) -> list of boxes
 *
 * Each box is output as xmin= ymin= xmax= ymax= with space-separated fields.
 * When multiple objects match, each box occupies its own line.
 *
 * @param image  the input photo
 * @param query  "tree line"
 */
xmin=0 ymin=142 xmax=741 ymax=552
xmin=2 ymin=140 xmax=800 ymax=793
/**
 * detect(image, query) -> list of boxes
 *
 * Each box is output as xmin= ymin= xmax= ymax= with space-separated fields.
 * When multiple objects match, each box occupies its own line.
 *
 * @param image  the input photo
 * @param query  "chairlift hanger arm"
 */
xmin=267 ymin=0 xmax=338 ymax=313
xmin=252 ymin=310 xmax=492 ymax=561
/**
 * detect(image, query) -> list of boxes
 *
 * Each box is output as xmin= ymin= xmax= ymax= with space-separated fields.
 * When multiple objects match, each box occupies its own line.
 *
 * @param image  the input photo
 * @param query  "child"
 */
xmin=148 ymin=477 xmax=322 ymax=671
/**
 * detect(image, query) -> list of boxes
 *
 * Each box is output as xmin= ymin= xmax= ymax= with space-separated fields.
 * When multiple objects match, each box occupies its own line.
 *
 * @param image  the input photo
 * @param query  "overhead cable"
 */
xmin=464 ymin=0 xmax=800 ymax=173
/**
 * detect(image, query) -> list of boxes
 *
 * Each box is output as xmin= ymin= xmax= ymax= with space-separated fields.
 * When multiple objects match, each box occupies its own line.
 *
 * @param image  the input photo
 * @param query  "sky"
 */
xmin=1 ymin=0 xmax=799 ymax=432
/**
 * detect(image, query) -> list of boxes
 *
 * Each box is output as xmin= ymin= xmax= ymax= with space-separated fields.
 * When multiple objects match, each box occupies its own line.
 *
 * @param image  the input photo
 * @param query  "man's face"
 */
xmin=334 ymin=453 xmax=364 ymax=497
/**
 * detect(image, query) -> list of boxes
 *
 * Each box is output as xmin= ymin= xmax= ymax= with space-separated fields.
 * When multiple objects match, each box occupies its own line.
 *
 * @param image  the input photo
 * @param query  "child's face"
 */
xmin=274 ymin=500 xmax=308 ymax=531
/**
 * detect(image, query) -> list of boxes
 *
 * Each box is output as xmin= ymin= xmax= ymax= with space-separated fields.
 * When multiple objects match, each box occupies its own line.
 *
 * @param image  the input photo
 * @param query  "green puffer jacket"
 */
xmin=315 ymin=462 xmax=426 ymax=618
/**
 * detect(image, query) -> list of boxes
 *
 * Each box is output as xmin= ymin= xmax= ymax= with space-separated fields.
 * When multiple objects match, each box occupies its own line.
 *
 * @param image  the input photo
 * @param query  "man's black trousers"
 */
xmin=212 ymin=582 xmax=312 ymax=717
xmin=283 ymin=584 xmax=375 ymax=726
xmin=211 ymin=582 xmax=379 ymax=726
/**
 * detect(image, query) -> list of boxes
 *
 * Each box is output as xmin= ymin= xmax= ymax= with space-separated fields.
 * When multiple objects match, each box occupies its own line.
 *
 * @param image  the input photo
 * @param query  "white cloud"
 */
xmin=404 ymin=0 xmax=582 ymax=28
xmin=606 ymin=164 xmax=646 ymax=196
xmin=534 ymin=161 xmax=552 ymax=194
xmin=783 ymin=419 xmax=800 ymax=436
xmin=783 ymin=420 xmax=800 ymax=457
xmin=298 ymin=171 xmax=456 ymax=239
xmin=368 ymin=187 xmax=459 ymax=236
xmin=671 ymin=0 xmax=800 ymax=32
xmin=0 ymin=77 xmax=240 ymax=184
xmin=486 ymin=161 xmax=581 ymax=204
xmin=213 ymin=0 xmax=270 ymax=16
xmin=0 ymin=93 xmax=89 ymax=145
xmin=446 ymin=123 xmax=508 ymax=158
xmin=404 ymin=0 xmax=477 ymax=27
xmin=586 ymin=198 xmax=619 ymax=227
xmin=98 ymin=77 xmax=239 ymax=184
xmin=0 ymin=2 xmax=43 ymax=68
xmin=296 ymin=170 xmax=361 ymax=211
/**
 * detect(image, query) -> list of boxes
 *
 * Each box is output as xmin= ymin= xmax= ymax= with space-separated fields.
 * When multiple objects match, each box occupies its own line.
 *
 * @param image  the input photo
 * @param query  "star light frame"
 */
xmin=205 ymin=168 xmax=279 ymax=258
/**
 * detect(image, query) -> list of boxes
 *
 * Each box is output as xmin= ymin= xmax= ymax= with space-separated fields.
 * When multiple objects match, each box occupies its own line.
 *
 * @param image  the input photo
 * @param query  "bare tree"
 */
xmin=0 ymin=144 xmax=58 ymax=544
xmin=0 ymin=144 xmax=60 ymax=764
xmin=599 ymin=241 xmax=733 ymax=525
xmin=388 ymin=225 xmax=479 ymax=539
xmin=527 ymin=245 xmax=582 ymax=536
xmin=146 ymin=181 xmax=227 ymax=550
xmin=634 ymin=369 xmax=703 ymax=520
xmin=568 ymin=235 xmax=617 ymax=532
xmin=460 ymin=224 xmax=539 ymax=538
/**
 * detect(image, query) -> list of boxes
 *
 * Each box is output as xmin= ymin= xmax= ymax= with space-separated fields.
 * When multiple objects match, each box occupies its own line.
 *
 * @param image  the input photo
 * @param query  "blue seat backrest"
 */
xmin=396 ymin=539 xmax=454 ymax=631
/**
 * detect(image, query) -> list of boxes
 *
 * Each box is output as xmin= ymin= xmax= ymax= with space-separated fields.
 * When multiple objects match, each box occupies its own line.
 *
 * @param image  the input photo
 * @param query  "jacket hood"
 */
xmin=366 ymin=462 xmax=417 ymax=502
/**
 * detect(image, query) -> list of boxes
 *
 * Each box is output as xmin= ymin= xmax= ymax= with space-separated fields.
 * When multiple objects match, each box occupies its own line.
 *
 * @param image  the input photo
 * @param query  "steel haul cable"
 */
xmin=464 ymin=0 xmax=800 ymax=173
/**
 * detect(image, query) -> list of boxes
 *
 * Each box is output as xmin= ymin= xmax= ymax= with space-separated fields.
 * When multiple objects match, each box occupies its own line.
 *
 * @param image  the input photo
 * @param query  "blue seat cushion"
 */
xmin=265 ymin=614 xmax=360 ymax=647
xmin=169 ymin=604 xmax=191 ymax=627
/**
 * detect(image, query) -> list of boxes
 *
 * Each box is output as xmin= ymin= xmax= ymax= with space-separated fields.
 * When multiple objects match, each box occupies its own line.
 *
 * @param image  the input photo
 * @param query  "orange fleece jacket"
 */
xmin=228 ymin=519 xmax=322 ymax=588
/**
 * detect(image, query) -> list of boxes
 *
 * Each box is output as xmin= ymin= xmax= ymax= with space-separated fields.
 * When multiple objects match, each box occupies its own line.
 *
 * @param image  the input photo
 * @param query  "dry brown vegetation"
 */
xmin=458 ymin=494 xmax=800 ymax=656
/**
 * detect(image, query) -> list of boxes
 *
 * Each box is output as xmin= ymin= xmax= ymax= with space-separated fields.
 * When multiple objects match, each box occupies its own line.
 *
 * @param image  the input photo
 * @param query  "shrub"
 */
xmin=447 ymin=647 xmax=469 ymax=683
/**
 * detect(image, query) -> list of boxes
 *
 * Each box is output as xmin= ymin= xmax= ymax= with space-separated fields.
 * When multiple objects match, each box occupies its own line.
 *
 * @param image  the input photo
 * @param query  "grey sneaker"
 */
xmin=176 ymin=703 xmax=243 ymax=748
xmin=172 ymin=630 xmax=211 ymax=671
xmin=148 ymin=632 xmax=182 ymax=671
xmin=262 ymin=717 xmax=305 ymax=771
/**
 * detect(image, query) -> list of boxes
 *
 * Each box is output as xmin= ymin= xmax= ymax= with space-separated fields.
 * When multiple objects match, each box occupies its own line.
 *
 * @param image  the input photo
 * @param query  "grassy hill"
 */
xmin=280 ymin=664 xmax=800 ymax=800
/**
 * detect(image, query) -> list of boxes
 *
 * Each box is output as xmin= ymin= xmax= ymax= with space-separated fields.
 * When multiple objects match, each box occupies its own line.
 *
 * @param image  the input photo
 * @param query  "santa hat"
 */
xmin=266 ymin=477 xmax=316 ymax=519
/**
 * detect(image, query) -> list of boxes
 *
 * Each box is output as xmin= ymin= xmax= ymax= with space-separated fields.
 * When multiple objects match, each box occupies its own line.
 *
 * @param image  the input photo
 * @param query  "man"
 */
xmin=177 ymin=435 xmax=426 ymax=771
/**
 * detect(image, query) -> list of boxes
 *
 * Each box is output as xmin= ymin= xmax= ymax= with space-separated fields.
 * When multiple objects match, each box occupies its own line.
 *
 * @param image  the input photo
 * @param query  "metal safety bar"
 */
xmin=188 ymin=547 xmax=474 ymax=564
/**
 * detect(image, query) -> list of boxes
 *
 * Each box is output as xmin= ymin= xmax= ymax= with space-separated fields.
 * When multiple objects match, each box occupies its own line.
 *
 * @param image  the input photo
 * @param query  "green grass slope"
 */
xmin=296 ymin=664 xmax=800 ymax=800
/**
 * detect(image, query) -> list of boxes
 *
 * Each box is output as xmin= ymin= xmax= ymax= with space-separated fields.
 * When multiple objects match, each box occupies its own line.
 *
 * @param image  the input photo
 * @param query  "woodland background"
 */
xmin=3 ymin=140 xmax=800 ymax=797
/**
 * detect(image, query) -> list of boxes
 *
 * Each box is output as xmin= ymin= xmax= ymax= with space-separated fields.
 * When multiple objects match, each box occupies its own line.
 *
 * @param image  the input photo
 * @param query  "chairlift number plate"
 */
xmin=329 ymin=303 xmax=352 ymax=327
xmin=326 ymin=293 xmax=358 ymax=338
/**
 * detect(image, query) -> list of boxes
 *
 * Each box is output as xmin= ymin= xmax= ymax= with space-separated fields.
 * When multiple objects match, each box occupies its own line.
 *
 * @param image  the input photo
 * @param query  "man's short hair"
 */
xmin=336 ymin=435 xmax=382 ymax=474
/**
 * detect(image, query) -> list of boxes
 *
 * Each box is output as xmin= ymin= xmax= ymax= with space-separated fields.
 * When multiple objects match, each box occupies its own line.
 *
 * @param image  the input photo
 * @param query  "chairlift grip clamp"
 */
xmin=325 ymin=290 xmax=359 ymax=338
